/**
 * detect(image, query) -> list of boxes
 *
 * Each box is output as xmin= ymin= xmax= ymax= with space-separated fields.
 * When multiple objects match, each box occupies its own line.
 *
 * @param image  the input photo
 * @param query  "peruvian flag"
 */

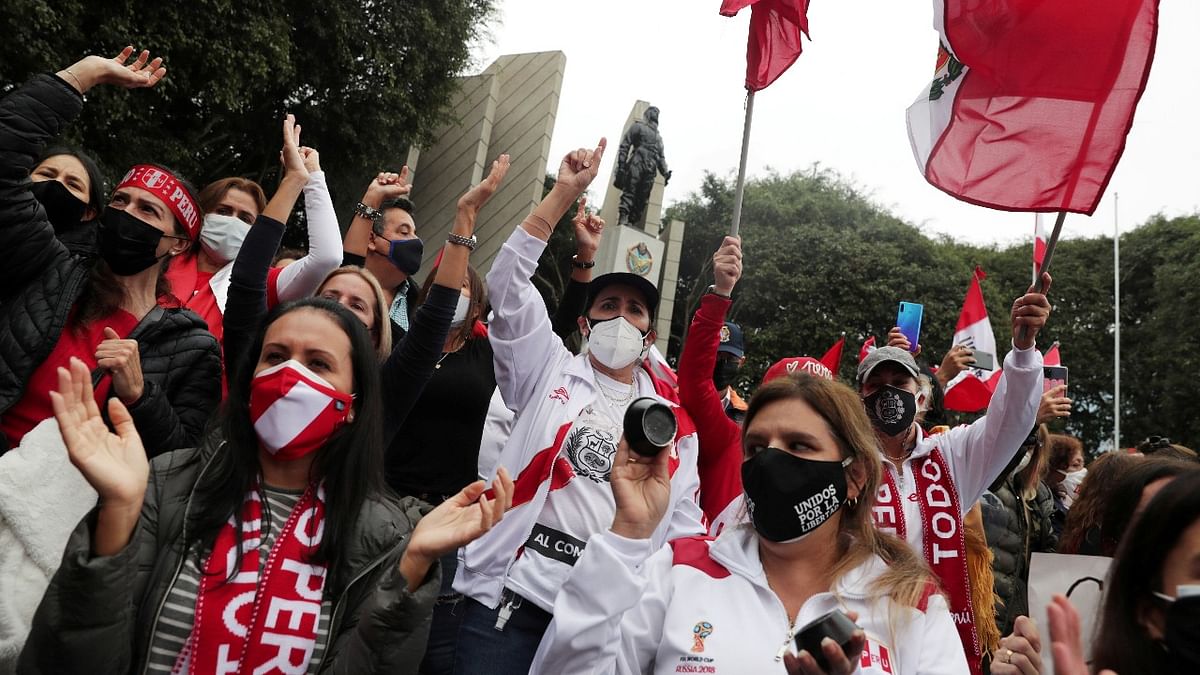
xmin=819 ymin=334 xmax=845 ymax=375
xmin=859 ymin=335 xmax=876 ymax=363
xmin=906 ymin=0 xmax=1158 ymax=215
xmin=719 ymin=0 xmax=810 ymax=91
xmin=944 ymin=267 xmax=1002 ymax=412
xmin=1044 ymin=342 xmax=1062 ymax=367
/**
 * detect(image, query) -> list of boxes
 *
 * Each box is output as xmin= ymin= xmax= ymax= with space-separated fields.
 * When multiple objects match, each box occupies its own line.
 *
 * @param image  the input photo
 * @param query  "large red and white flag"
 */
xmin=719 ymin=0 xmax=810 ymax=91
xmin=906 ymin=0 xmax=1158 ymax=215
xmin=944 ymin=267 xmax=1002 ymax=412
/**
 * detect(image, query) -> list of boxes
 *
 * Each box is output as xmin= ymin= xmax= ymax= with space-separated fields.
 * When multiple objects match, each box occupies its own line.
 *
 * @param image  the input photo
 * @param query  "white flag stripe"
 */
xmin=254 ymin=379 xmax=332 ymax=452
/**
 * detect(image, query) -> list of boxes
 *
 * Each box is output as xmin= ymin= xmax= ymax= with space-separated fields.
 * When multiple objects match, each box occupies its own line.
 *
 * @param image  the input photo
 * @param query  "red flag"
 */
xmin=906 ymin=0 xmax=1158 ymax=215
xmin=819 ymin=334 xmax=845 ymax=375
xmin=1044 ymin=342 xmax=1062 ymax=367
xmin=720 ymin=0 xmax=810 ymax=91
xmin=858 ymin=336 xmax=876 ymax=363
xmin=1034 ymin=214 xmax=1049 ymax=282
xmin=944 ymin=267 xmax=1003 ymax=412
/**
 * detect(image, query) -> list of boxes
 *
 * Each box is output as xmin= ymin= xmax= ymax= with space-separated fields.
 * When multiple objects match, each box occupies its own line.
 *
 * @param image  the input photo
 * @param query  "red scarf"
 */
xmin=873 ymin=449 xmax=981 ymax=675
xmin=176 ymin=483 xmax=328 ymax=675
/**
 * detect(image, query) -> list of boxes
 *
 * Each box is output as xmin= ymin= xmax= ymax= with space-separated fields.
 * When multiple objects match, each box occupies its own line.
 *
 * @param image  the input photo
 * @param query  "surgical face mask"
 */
xmin=98 ymin=206 xmax=170 ymax=276
xmin=585 ymin=316 xmax=649 ymax=370
xmin=30 ymin=179 xmax=88 ymax=232
xmin=378 ymin=236 xmax=424 ymax=276
xmin=198 ymin=213 xmax=251 ymax=265
xmin=741 ymin=447 xmax=852 ymax=543
xmin=863 ymin=385 xmax=918 ymax=437
xmin=1153 ymin=587 xmax=1200 ymax=673
xmin=1057 ymin=467 xmax=1087 ymax=508
xmin=450 ymin=294 xmax=471 ymax=328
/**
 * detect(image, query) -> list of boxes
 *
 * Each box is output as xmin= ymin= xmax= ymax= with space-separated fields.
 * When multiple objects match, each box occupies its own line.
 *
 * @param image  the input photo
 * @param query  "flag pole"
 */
xmin=1114 ymin=193 xmax=1121 ymax=451
xmin=1020 ymin=211 xmax=1065 ymax=343
xmin=729 ymin=90 xmax=756 ymax=237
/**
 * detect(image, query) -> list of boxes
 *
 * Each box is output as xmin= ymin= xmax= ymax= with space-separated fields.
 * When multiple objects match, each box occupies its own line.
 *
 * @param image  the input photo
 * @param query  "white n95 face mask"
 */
xmin=586 ymin=316 xmax=649 ymax=370
xmin=199 ymin=213 xmax=251 ymax=265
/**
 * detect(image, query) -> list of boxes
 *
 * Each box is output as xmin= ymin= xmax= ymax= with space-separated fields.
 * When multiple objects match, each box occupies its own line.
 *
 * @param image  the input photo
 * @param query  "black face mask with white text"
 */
xmin=741 ymin=447 xmax=851 ymax=543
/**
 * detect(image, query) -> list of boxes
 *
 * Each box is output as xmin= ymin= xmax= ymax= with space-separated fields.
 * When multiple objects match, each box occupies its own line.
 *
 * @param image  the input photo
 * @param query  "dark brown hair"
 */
xmin=197 ymin=176 xmax=267 ymax=215
xmin=1058 ymin=452 xmax=1140 ymax=554
xmin=418 ymin=263 xmax=486 ymax=349
xmin=1046 ymin=433 xmax=1084 ymax=475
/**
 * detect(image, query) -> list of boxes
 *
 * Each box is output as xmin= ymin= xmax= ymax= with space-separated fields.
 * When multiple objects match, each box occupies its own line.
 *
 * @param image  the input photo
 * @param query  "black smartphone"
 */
xmin=1044 ymin=365 xmax=1068 ymax=393
xmin=794 ymin=609 xmax=860 ymax=671
xmin=970 ymin=350 xmax=995 ymax=371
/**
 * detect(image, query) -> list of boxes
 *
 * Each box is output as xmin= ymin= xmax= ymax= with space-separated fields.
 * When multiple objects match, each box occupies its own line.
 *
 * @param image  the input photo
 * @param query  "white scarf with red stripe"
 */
xmin=874 ymin=449 xmax=981 ymax=675
xmin=175 ymin=482 xmax=328 ymax=675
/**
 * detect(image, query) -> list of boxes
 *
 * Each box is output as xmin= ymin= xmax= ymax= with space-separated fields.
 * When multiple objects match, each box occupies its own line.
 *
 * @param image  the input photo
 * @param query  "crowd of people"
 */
xmin=0 ymin=46 xmax=1196 ymax=675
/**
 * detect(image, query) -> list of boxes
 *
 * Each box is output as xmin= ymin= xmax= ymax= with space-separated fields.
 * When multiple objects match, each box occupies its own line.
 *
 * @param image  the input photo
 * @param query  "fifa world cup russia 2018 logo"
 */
xmin=691 ymin=621 xmax=714 ymax=653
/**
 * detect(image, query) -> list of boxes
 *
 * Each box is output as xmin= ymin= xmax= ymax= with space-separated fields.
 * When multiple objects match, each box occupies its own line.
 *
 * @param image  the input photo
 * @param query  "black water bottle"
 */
xmin=623 ymin=397 xmax=677 ymax=457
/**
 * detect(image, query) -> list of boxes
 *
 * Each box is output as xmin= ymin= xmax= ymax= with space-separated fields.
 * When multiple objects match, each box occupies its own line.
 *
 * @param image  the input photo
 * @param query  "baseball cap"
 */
xmin=717 ymin=322 xmax=745 ymax=358
xmin=763 ymin=357 xmax=834 ymax=385
xmin=856 ymin=346 xmax=920 ymax=385
xmin=584 ymin=272 xmax=660 ymax=321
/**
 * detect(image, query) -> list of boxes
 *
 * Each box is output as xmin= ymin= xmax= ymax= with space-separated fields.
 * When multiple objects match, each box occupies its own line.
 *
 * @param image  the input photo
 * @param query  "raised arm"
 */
xmin=273 ymin=146 xmax=343 ymax=302
xmin=944 ymin=274 xmax=1053 ymax=509
xmin=489 ymin=139 xmax=606 ymax=411
xmin=550 ymin=198 xmax=603 ymax=342
xmin=343 ymin=168 xmax=409 ymax=261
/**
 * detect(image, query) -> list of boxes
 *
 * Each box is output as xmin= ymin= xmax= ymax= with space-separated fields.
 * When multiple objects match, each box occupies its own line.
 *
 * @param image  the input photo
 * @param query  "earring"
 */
xmin=846 ymin=495 xmax=860 ymax=509
xmin=346 ymin=411 xmax=356 ymax=424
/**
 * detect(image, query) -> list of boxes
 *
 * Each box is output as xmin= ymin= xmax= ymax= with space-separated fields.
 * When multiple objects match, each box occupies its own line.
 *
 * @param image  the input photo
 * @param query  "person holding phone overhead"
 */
xmin=531 ymin=374 xmax=967 ymax=674
xmin=861 ymin=276 xmax=1053 ymax=674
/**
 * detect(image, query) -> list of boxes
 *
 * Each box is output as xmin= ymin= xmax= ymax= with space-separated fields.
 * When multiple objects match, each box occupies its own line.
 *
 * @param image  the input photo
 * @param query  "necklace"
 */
xmin=596 ymin=378 xmax=636 ymax=407
xmin=435 ymin=352 xmax=451 ymax=370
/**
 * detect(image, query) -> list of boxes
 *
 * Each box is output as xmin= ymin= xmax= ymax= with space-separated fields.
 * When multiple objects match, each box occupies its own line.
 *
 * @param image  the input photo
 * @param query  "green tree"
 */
xmin=0 ymin=0 xmax=494 ymax=204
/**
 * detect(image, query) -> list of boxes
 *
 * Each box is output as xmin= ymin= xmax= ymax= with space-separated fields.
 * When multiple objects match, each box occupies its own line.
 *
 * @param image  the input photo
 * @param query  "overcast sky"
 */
xmin=469 ymin=0 xmax=1199 ymax=247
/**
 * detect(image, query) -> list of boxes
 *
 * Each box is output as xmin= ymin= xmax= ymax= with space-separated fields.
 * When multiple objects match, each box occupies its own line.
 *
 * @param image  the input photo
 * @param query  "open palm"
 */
xmin=409 ymin=467 xmax=513 ymax=561
xmin=458 ymin=154 xmax=512 ymax=214
xmin=50 ymin=357 xmax=148 ymax=509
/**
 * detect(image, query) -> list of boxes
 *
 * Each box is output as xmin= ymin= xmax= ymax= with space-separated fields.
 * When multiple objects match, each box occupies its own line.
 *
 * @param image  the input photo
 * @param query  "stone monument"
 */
xmin=613 ymin=105 xmax=671 ymax=230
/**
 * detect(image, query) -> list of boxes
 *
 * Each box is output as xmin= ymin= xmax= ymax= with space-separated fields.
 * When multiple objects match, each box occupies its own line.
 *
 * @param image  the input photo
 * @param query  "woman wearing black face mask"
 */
xmin=0 ymin=47 xmax=221 ymax=457
xmin=29 ymin=145 xmax=105 ymax=254
xmin=533 ymin=374 xmax=967 ymax=674
xmin=1049 ymin=469 xmax=1200 ymax=675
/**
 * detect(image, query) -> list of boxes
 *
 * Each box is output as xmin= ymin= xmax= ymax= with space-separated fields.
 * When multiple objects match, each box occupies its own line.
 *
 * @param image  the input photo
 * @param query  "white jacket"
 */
xmin=0 ymin=418 xmax=97 ymax=673
xmin=455 ymin=228 xmax=706 ymax=610
xmin=875 ymin=345 xmax=1042 ymax=554
xmin=532 ymin=526 xmax=969 ymax=674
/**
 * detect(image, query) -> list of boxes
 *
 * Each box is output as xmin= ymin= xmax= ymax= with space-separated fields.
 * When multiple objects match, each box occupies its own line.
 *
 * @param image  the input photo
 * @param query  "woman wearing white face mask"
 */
xmin=425 ymin=139 xmax=706 ymax=675
xmin=162 ymin=114 xmax=343 ymax=348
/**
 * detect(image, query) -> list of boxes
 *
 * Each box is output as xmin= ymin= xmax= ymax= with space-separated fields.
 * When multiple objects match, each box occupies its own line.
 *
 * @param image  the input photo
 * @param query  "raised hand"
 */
xmin=711 ymin=235 xmax=742 ymax=296
xmin=300 ymin=146 xmax=321 ymax=174
xmin=457 ymin=154 xmax=511 ymax=217
xmin=610 ymin=437 xmax=674 ymax=540
xmin=1038 ymin=384 xmax=1072 ymax=425
xmin=365 ymin=167 xmax=411 ymax=203
xmin=572 ymin=197 xmax=604 ymax=258
xmin=96 ymin=327 xmax=145 ymax=405
xmin=555 ymin=138 xmax=607 ymax=195
xmin=280 ymin=114 xmax=309 ymax=181
xmin=400 ymin=467 xmax=513 ymax=589
xmin=991 ymin=615 xmax=1043 ymax=675
xmin=59 ymin=46 xmax=167 ymax=94
xmin=887 ymin=326 xmax=920 ymax=356
xmin=782 ymin=610 xmax=866 ymax=675
xmin=50 ymin=358 xmax=148 ymax=512
xmin=1047 ymin=595 xmax=1118 ymax=675
xmin=939 ymin=344 xmax=974 ymax=382
xmin=1013 ymin=272 xmax=1053 ymax=350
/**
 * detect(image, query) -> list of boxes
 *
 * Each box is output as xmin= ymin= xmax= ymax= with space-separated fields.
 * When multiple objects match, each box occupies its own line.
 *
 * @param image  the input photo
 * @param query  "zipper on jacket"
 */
xmin=775 ymin=616 xmax=799 ymax=662
xmin=139 ymin=446 xmax=220 ymax=675
xmin=327 ymin=535 xmax=409 ymax=643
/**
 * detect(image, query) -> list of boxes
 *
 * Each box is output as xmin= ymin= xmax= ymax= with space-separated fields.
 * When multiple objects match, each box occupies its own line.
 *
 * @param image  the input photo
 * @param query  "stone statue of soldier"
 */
xmin=614 ymin=106 xmax=671 ymax=228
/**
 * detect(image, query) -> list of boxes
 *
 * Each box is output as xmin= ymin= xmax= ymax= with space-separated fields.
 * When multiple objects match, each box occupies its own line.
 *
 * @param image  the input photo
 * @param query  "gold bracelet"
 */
xmin=524 ymin=213 xmax=553 ymax=238
xmin=63 ymin=68 xmax=83 ymax=91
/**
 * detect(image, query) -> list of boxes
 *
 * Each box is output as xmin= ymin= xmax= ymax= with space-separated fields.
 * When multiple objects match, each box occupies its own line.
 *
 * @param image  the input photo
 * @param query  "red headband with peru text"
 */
xmin=115 ymin=165 xmax=201 ymax=239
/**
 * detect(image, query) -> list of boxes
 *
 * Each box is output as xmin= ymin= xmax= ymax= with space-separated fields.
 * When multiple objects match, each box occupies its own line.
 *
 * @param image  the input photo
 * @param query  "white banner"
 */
xmin=1028 ymin=552 xmax=1112 ymax=673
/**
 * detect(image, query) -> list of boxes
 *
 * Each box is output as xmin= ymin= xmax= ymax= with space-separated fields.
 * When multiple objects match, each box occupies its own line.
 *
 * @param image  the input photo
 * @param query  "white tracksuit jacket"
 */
xmin=454 ymin=227 xmax=706 ymax=610
xmin=532 ymin=525 xmax=969 ymax=674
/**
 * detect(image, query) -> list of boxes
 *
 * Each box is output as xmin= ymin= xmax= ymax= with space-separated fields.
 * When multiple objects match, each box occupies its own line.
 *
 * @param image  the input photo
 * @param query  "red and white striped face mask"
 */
xmin=250 ymin=360 xmax=354 ymax=461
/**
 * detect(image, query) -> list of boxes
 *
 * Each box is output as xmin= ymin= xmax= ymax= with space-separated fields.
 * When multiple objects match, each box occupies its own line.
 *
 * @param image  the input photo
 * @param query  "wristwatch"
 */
xmin=571 ymin=255 xmax=596 ymax=269
xmin=447 ymin=233 xmax=477 ymax=250
xmin=705 ymin=284 xmax=732 ymax=299
xmin=355 ymin=201 xmax=383 ymax=223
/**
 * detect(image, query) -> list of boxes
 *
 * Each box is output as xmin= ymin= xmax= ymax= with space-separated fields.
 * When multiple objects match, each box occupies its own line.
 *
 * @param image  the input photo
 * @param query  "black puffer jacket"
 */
xmin=0 ymin=73 xmax=221 ymax=455
xmin=980 ymin=476 xmax=1057 ymax=636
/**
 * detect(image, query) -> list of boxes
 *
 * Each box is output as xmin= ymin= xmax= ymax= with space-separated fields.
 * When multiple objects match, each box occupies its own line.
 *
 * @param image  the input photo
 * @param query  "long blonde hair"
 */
xmin=742 ymin=375 xmax=936 ymax=610
xmin=317 ymin=266 xmax=392 ymax=361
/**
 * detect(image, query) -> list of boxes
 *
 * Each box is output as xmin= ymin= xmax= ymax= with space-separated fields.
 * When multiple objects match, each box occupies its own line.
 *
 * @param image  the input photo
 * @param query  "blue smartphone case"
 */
xmin=897 ymin=302 xmax=924 ymax=354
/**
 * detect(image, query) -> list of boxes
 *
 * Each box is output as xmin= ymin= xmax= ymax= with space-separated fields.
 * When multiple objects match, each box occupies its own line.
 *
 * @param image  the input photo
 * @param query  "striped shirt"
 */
xmin=145 ymin=486 xmax=333 ymax=673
